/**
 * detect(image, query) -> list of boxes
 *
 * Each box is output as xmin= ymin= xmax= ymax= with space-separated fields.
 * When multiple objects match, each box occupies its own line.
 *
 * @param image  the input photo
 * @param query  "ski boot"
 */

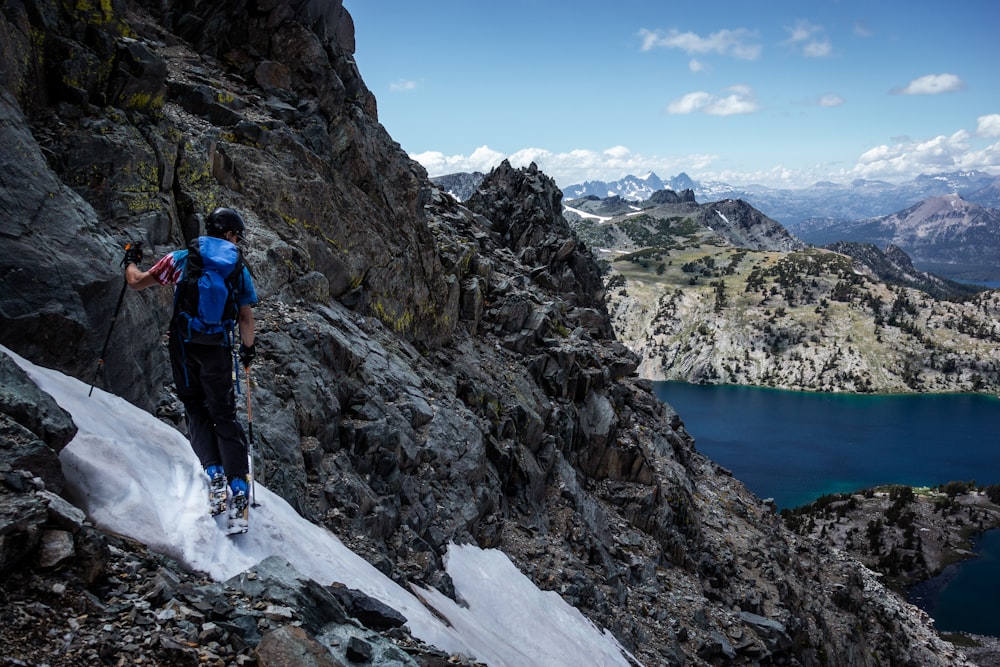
xmin=226 ymin=476 xmax=249 ymax=535
xmin=206 ymin=465 xmax=227 ymax=516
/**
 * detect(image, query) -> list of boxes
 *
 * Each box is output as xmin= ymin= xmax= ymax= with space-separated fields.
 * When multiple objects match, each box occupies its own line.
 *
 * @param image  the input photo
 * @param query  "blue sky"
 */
xmin=345 ymin=0 xmax=1000 ymax=189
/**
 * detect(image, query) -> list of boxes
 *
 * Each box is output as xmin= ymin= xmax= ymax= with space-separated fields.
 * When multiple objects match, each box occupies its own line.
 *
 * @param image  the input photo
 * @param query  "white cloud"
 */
xmin=976 ymin=114 xmax=1000 ymax=138
xmin=411 ymin=145 xmax=719 ymax=189
xmin=389 ymin=79 xmax=418 ymax=93
xmin=818 ymin=94 xmax=844 ymax=107
xmin=638 ymin=27 xmax=761 ymax=60
xmin=688 ymin=58 xmax=709 ymax=73
xmin=667 ymin=85 xmax=758 ymax=116
xmin=802 ymin=40 xmax=832 ymax=57
xmin=848 ymin=129 xmax=999 ymax=180
xmin=892 ymin=73 xmax=966 ymax=95
xmin=783 ymin=20 xmax=832 ymax=58
xmin=706 ymin=85 xmax=759 ymax=115
xmin=666 ymin=91 xmax=713 ymax=114
xmin=785 ymin=20 xmax=820 ymax=44
xmin=508 ymin=146 xmax=555 ymax=167
xmin=410 ymin=145 xmax=506 ymax=175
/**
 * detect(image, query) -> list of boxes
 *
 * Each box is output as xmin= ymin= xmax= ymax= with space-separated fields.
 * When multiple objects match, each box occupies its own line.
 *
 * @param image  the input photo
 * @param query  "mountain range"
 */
xmin=795 ymin=194 xmax=1000 ymax=281
xmin=562 ymin=170 xmax=1000 ymax=226
xmin=436 ymin=169 xmax=1000 ymax=225
xmin=437 ymin=169 xmax=1000 ymax=282
xmin=3 ymin=2 xmax=999 ymax=665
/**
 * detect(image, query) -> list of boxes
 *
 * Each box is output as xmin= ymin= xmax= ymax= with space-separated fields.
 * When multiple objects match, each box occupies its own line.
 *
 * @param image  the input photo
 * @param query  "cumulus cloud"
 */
xmin=892 ymin=73 xmax=966 ymax=95
xmin=389 ymin=79 xmax=418 ymax=93
xmin=409 ymin=145 xmax=718 ymax=188
xmin=667 ymin=85 xmax=758 ymax=116
xmin=817 ymin=94 xmax=844 ymax=108
xmin=410 ymin=121 xmax=1000 ymax=191
xmin=666 ymin=91 xmax=713 ymax=114
xmin=410 ymin=145 xmax=506 ymax=175
xmin=638 ymin=27 xmax=761 ymax=60
xmin=976 ymin=114 xmax=1000 ymax=138
xmin=688 ymin=58 xmax=709 ymax=73
xmin=847 ymin=129 xmax=1000 ymax=181
xmin=782 ymin=20 xmax=832 ymax=58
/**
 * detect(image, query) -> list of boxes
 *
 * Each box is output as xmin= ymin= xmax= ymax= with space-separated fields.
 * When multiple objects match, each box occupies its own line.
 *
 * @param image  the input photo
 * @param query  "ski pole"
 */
xmin=90 ymin=241 xmax=142 ymax=397
xmin=89 ymin=280 xmax=129 ymax=397
xmin=244 ymin=367 xmax=260 ymax=507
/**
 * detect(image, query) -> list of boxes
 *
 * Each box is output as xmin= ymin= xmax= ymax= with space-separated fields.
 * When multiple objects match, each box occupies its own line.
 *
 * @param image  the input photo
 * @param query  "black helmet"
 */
xmin=206 ymin=207 xmax=246 ymax=239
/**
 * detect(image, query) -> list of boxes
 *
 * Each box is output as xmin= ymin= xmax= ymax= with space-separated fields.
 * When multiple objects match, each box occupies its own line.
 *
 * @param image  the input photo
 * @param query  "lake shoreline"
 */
xmin=676 ymin=378 xmax=1000 ymax=401
xmin=654 ymin=381 xmax=1000 ymax=645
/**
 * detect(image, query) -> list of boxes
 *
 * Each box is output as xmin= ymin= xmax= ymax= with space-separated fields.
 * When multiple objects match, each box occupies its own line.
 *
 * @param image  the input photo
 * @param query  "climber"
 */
xmin=123 ymin=207 xmax=258 ymax=531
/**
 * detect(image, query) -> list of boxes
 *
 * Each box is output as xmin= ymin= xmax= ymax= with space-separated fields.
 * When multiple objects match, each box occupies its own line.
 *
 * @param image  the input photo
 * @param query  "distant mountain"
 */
xmin=797 ymin=194 xmax=1000 ymax=281
xmin=562 ymin=170 xmax=999 ymax=226
xmin=969 ymin=176 xmax=1000 ymax=209
xmin=562 ymin=172 xmax=697 ymax=201
xmin=431 ymin=171 xmax=486 ymax=201
xmin=564 ymin=193 xmax=802 ymax=254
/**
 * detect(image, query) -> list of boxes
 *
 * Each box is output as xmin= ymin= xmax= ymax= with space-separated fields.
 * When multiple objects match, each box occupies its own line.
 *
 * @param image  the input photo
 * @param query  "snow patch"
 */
xmin=563 ymin=204 xmax=612 ymax=223
xmin=2 ymin=345 xmax=634 ymax=667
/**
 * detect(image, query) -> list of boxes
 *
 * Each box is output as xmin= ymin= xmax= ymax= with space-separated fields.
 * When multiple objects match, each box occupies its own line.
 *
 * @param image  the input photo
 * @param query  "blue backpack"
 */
xmin=174 ymin=236 xmax=245 ymax=343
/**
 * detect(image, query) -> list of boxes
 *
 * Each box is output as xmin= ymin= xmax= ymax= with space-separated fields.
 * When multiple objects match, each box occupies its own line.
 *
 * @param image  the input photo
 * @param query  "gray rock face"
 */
xmin=0 ymin=352 xmax=76 ymax=492
xmin=698 ymin=198 xmax=804 ymax=252
xmin=0 ymin=2 xmax=982 ymax=666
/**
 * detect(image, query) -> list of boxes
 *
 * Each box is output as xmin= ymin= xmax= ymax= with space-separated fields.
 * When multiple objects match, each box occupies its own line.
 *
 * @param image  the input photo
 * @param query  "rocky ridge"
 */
xmin=430 ymin=171 xmax=486 ymax=202
xmin=824 ymin=242 xmax=980 ymax=300
xmin=0 ymin=1 xmax=990 ymax=665
xmin=783 ymin=484 xmax=1000 ymax=665
xmin=566 ymin=193 xmax=803 ymax=254
xmin=577 ymin=199 xmax=1000 ymax=393
xmin=783 ymin=483 xmax=1000 ymax=589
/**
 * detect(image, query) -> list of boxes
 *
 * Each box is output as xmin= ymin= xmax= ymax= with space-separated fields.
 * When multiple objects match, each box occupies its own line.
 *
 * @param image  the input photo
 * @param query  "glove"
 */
xmin=121 ymin=241 xmax=143 ymax=267
xmin=239 ymin=343 xmax=256 ymax=367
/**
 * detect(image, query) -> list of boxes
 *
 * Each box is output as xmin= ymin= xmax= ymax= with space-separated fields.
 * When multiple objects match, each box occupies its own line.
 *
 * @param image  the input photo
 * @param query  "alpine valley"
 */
xmin=4 ymin=2 xmax=1000 ymax=667
xmin=435 ymin=170 xmax=1000 ymax=394
xmin=560 ymin=190 xmax=1000 ymax=394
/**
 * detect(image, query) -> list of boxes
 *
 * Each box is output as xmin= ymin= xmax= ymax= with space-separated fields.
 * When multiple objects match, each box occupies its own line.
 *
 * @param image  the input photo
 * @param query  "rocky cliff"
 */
xmin=0 ymin=1 xmax=985 ymax=665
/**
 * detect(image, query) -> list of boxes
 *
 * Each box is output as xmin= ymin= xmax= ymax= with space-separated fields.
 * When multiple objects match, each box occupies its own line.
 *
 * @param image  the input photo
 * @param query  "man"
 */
xmin=124 ymin=207 xmax=258 ymax=533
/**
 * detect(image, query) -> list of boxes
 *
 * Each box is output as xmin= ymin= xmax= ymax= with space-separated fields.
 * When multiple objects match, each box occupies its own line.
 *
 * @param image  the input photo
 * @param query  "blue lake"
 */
xmin=652 ymin=381 xmax=1000 ymax=637
xmin=653 ymin=382 xmax=1000 ymax=509
xmin=908 ymin=529 xmax=1000 ymax=636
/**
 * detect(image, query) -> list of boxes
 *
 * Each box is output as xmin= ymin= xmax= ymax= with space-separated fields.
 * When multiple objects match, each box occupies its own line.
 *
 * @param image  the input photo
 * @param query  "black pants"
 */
xmin=168 ymin=332 xmax=248 ymax=479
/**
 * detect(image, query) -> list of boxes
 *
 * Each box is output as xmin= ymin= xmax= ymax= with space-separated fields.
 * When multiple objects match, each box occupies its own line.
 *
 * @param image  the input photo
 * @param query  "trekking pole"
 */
xmin=89 ymin=281 xmax=128 ymax=396
xmin=89 ymin=241 xmax=141 ymax=397
xmin=244 ymin=367 xmax=260 ymax=507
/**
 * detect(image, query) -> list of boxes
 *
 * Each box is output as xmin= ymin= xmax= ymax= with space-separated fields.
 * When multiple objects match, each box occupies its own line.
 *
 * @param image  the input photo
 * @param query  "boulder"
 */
xmin=256 ymin=625 xmax=347 ymax=667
